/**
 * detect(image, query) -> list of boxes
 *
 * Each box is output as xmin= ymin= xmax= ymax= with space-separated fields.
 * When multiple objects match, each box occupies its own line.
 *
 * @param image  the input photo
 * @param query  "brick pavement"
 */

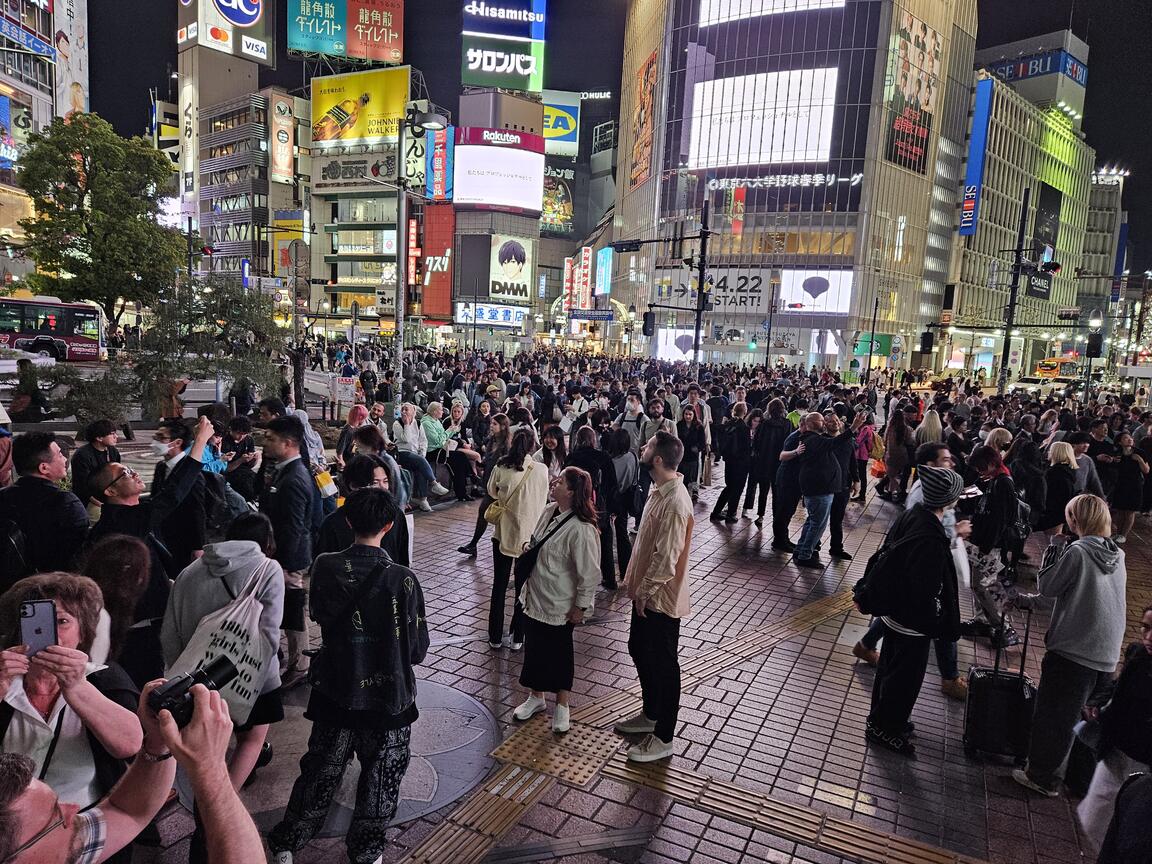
xmin=138 ymin=461 xmax=1148 ymax=863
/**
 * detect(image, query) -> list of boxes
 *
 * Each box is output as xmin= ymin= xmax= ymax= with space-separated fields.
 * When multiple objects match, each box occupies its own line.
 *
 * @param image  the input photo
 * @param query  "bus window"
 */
xmin=25 ymin=305 xmax=61 ymax=334
xmin=69 ymin=310 xmax=100 ymax=339
xmin=0 ymin=302 xmax=18 ymax=333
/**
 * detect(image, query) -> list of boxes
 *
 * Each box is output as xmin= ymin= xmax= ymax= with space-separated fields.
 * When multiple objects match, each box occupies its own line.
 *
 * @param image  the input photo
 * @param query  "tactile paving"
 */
xmin=490 ymin=714 xmax=622 ymax=786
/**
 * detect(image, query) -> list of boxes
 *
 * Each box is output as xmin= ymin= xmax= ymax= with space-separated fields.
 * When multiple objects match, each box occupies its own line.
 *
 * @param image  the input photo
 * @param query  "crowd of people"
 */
xmin=0 ymin=347 xmax=1145 ymax=862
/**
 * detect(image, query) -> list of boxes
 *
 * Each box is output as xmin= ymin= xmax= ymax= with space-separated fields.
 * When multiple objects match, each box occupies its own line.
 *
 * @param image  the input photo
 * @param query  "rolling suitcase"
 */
xmin=963 ymin=611 xmax=1036 ymax=763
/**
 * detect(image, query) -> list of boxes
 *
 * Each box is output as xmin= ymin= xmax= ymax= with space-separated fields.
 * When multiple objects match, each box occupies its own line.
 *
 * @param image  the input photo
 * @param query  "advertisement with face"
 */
xmin=310 ymin=67 xmax=411 ymax=151
xmin=628 ymin=50 xmax=658 ymax=190
xmin=54 ymin=0 xmax=88 ymax=116
xmin=490 ymin=235 xmax=534 ymax=305
xmin=777 ymin=269 xmax=853 ymax=316
xmin=541 ymin=161 xmax=575 ymax=235
xmin=883 ymin=9 xmax=942 ymax=174
xmin=453 ymin=128 xmax=545 ymax=214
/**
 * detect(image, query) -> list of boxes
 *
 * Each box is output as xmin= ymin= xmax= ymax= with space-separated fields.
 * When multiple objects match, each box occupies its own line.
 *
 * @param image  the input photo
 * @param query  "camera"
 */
xmin=148 ymin=656 xmax=238 ymax=728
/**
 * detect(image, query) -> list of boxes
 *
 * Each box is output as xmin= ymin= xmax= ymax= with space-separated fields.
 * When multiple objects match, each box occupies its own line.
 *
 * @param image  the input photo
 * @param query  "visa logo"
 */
xmin=241 ymin=35 xmax=268 ymax=59
xmin=544 ymin=105 xmax=578 ymax=140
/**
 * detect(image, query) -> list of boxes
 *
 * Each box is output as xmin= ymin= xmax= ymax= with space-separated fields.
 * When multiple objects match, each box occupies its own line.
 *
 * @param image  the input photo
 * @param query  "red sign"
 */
xmin=576 ymin=246 xmax=593 ymax=310
xmin=562 ymin=257 xmax=575 ymax=312
xmin=346 ymin=0 xmax=404 ymax=64
xmin=455 ymin=126 xmax=546 ymax=154
xmin=421 ymin=205 xmax=454 ymax=319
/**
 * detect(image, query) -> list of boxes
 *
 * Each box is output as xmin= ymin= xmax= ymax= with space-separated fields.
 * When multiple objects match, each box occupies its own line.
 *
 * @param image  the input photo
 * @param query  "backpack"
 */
xmin=869 ymin=430 xmax=885 ymax=461
xmin=202 ymin=473 xmax=244 ymax=539
xmin=852 ymin=532 xmax=915 ymax=616
xmin=0 ymin=516 xmax=29 ymax=594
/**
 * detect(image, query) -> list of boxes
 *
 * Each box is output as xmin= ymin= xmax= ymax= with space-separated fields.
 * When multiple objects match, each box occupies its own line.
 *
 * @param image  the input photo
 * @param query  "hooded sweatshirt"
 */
xmin=160 ymin=540 xmax=285 ymax=695
xmin=1034 ymin=536 xmax=1127 ymax=672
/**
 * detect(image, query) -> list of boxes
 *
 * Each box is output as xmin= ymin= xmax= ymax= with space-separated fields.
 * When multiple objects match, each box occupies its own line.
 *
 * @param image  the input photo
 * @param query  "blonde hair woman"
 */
xmin=1038 ymin=442 xmax=1078 ymax=532
xmin=984 ymin=427 xmax=1012 ymax=455
xmin=914 ymin=409 xmax=944 ymax=446
xmin=1009 ymin=494 xmax=1127 ymax=798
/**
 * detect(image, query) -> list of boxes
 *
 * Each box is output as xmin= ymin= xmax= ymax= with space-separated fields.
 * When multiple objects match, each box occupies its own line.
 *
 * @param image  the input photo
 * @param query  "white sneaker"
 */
xmin=740 ymin=509 xmax=749 ymax=519
xmin=613 ymin=711 xmax=656 ymax=735
xmin=627 ymin=733 xmax=674 ymax=763
xmin=552 ymin=703 xmax=570 ymax=733
xmin=1115 ymin=534 xmax=1127 ymax=544
xmin=513 ymin=694 xmax=546 ymax=721
xmin=415 ymin=498 xmax=433 ymax=512
xmin=502 ymin=634 xmax=523 ymax=651
xmin=430 ymin=482 xmax=450 ymax=496
xmin=272 ymin=852 xmax=293 ymax=864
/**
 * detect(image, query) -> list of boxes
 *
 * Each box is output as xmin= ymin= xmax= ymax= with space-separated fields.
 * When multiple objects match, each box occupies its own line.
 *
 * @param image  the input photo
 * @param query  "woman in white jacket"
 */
xmin=393 ymin=402 xmax=449 ymax=511
xmin=487 ymin=428 xmax=549 ymax=650
xmin=513 ymin=466 xmax=601 ymax=733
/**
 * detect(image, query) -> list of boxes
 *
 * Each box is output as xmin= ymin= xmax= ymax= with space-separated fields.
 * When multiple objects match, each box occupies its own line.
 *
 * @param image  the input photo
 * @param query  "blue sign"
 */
xmin=958 ymin=78 xmax=994 ymax=237
xmin=594 ymin=246 xmax=613 ymax=296
xmin=1112 ymin=222 xmax=1129 ymax=304
xmin=214 ymin=0 xmax=264 ymax=28
xmin=288 ymin=0 xmax=348 ymax=56
xmin=0 ymin=19 xmax=53 ymax=59
xmin=987 ymin=49 xmax=1087 ymax=87
xmin=241 ymin=258 xmax=251 ymax=289
xmin=570 ymin=309 xmax=613 ymax=321
xmin=462 ymin=0 xmax=547 ymax=42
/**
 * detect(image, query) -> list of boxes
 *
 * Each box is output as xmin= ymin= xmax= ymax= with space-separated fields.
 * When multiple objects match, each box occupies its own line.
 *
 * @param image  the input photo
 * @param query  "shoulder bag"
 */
xmin=513 ymin=511 xmax=577 ymax=581
xmin=484 ymin=462 xmax=535 ymax=525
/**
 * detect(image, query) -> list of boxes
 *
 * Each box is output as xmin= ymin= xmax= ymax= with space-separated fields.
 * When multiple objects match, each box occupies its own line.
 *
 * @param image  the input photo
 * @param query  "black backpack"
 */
xmin=852 ymin=532 xmax=915 ymax=616
xmin=0 ymin=515 xmax=29 ymax=594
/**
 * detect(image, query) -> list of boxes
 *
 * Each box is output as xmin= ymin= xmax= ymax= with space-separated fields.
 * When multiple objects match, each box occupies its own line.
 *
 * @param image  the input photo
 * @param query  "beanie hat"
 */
xmin=918 ymin=465 xmax=964 ymax=509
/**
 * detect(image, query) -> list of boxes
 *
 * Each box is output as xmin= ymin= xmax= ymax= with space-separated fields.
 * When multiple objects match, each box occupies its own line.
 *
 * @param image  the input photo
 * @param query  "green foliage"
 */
xmin=58 ymin=363 xmax=138 ymax=427
xmin=17 ymin=113 xmax=185 ymax=326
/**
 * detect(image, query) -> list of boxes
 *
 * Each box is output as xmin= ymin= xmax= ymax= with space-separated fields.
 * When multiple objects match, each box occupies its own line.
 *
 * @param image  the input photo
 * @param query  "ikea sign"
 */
xmin=542 ymin=90 xmax=580 ymax=157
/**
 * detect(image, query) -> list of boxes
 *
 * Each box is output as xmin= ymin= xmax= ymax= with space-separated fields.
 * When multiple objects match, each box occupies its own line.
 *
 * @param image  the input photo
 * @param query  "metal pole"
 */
xmin=186 ymin=216 xmax=194 ymax=283
xmin=864 ymin=293 xmax=880 ymax=385
xmin=998 ymin=186 xmax=1031 ymax=396
xmin=692 ymin=199 xmax=710 ymax=366
xmin=391 ymin=121 xmax=409 ymax=386
xmin=764 ymin=280 xmax=777 ymax=370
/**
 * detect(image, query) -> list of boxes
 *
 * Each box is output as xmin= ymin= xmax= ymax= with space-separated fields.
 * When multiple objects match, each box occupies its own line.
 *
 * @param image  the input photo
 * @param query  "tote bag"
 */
xmin=166 ymin=560 xmax=277 ymax=726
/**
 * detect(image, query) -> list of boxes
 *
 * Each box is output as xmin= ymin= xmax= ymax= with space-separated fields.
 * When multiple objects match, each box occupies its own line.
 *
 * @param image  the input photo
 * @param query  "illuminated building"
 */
xmin=613 ymin=0 xmax=978 ymax=368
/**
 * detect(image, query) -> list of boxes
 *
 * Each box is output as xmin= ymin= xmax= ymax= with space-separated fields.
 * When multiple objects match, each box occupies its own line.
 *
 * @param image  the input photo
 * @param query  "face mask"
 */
xmin=150 ymin=440 xmax=171 ymax=458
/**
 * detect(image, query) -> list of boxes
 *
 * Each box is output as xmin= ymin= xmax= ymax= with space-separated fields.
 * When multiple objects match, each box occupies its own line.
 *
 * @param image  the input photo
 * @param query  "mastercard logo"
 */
xmin=209 ymin=26 xmax=231 ymax=43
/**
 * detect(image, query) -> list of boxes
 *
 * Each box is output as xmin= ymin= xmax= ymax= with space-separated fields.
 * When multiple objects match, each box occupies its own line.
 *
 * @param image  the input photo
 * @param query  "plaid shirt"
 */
xmin=72 ymin=808 xmax=106 ymax=864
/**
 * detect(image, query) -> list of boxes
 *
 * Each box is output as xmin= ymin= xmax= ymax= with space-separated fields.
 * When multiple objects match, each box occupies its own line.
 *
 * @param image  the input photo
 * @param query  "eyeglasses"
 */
xmin=104 ymin=466 xmax=139 ymax=491
xmin=2 ymin=800 xmax=65 ymax=863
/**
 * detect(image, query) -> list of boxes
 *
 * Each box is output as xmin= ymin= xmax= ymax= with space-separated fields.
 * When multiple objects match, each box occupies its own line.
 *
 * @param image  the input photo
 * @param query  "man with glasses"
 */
xmin=0 ymin=683 xmax=262 ymax=864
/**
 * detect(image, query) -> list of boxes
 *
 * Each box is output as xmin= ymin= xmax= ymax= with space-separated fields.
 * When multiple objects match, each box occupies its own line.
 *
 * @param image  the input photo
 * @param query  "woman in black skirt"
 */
xmin=512 ymin=466 xmax=601 ymax=733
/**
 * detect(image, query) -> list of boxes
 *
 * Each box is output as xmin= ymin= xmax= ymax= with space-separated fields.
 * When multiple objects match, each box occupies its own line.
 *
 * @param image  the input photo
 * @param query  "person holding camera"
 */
xmin=0 ymin=681 xmax=263 ymax=864
xmin=269 ymin=488 xmax=429 ymax=864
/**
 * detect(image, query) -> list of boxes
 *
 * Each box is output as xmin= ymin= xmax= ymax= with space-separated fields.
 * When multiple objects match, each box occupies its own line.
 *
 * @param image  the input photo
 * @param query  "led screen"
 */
xmin=700 ymin=0 xmax=844 ymax=26
xmin=453 ymin=145 xmax=545 ymax=214
xmin=687 ymin=68 xmax=838 ymax=169
xmin=777 ymin=269 xmax=853 ymax=316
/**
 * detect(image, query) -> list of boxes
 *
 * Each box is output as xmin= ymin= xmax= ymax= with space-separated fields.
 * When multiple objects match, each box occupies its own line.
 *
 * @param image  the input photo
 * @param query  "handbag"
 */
xmin=484 ymin=462 xmax=535 ymax=525
xmin=701 ymin=454 xmax=713 ymax=487
xmin=513 ymin=511 xmax=576 ymax=581
xmin=166 ymin=559 xmax=277 ymax=726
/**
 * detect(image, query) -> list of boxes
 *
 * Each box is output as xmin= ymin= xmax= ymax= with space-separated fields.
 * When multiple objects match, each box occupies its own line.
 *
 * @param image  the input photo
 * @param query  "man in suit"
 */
xmin=149 ymin=418 xmax=206 ymax=571
xmin=259 ymin=414 xmax=315 ymax=685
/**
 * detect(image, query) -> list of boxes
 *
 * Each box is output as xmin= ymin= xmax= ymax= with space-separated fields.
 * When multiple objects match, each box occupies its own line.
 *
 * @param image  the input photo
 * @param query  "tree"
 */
xmin=17 ymin=113 xmax=185 ymax=328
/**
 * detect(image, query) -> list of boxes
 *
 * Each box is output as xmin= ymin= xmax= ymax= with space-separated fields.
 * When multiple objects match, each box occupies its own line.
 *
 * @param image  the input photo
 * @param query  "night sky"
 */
xmin=91 ymin=1 xmax=1151 ymax=267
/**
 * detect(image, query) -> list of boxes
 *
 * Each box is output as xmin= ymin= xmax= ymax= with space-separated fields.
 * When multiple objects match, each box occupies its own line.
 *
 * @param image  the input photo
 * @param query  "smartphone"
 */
xmin=19 ymin=600 xmax=57 ymax=657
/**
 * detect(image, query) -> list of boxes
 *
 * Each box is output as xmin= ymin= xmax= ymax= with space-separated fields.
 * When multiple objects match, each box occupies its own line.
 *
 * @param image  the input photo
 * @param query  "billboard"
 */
xmin=595 ymin=246 xmax=613 ymax=296
xmin=628 ymin=50 xmax=658 ymax=190
xmin=54 ymin=0 xmax=88 ymax=116
xmin=0 ymin=97 xmax=16 ymax=170
xmin=310 ymin=67 xmax=410 ymax=151
xmin=986 ymin=49 xmax=1087 ymax=87
xmin=542 ymin=90 xmax=580 ymax=157
xmin=778 ymin=269 xmax=853 ymax=316
xmin=541 ymin=161 xmax=575 ymax=235
xmin=313 ymin=152 xmax=399 ymax=193
xmin=273 ymin=210 xmax=304 ymax=278
xmin=425 ymin=126 xmax=454 ymax=200
xmin=453 ymin=127 xmax=545 ymax=214
xmin=422 ymin=205 xmax=454 ymax=319
xmin=883 ymin=10 xmax=942 ymax=174
xmin=456 ymin=302 xmax=529 ymax=329
xmin=958 ymin=77 xmax=994 ymax=237
xmin=1033 ymin=181 xmax=1063 ymax=259
xmin=177 ymin=0 xmax=276 ymax=67
xmin=288 ymin=0 xmax=404 ymax=64
xmin=462 ymin=0 xmax=547 ymax=40
xmin=688 ymin=68 xmax=837 ymax=170
xmin=490 ymin=235 xmax=534 ymax=305
xmin=266 ymin=91 xmax=296 ymax=184
xmin=699 ymin=0 xmax=844 ymax=26
xmin=461 ymin=0 xmax=547 ymax=93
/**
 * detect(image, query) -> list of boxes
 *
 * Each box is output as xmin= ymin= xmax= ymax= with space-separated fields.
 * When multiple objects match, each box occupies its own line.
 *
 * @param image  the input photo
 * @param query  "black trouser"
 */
xmin=628 ymin=609 xmax=681 ymax=743
xmin=446 ymin=450 xmax=473 ymax=499
xmin=829 ymin=489 xmax=849 ymax=553
xmin=467 ymin=496 xmax=493 ymax=548
xmin=867 ymin=629 xmax=931 ymax=737
xmin=612 ymin=502 xmax=633 ymax=577
xmin=488 ymin=540 xmax=526 ymax=644
xmin=854 ymin=459 xmax=869 ymax=499
xmin=743 ymin=474 xmax=770 ymax=517
xmin=712 ymin=461 xmax=750 ymax=517
xmin=1026 ymin=651 xmax=1110 ymax=789
xmin=772 ymin=482 xmax=801 ymax=544
xmin=598 ymin=510 xmax=616 ymax=587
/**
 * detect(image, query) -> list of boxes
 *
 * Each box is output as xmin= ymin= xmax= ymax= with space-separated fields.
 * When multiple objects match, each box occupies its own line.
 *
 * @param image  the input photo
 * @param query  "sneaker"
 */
xmin=513 ymin=694 xmax=546 ymax=721
xmin=488 ymin=640 xmax=503 ymax=649
xmin=430 ymin=482 xmax=451 ymax=497
xmin=740 ymin=509 xmax=749 ymax=519
xmin=770 ymin=540 xmax=796 ymax=553
xmin=723 ymin=515 xmax=738 ymax=524
xmin=830 ymin=549 xmax=853 ymax=561
xmin=993 ymin=628 xmax=1021 ymax=649
xmin=794 ymin=556 xmax=823 ymax=569
xmin=754 ymin=517 xmax=764 ymax=528
xmin=503 ymin=635 xmax=523 ymax=651
xmin=1011 ymin=768 xmax=1058 ymax=798
xmin=852 ymin=642 xmax=880 ymax=666
xmin=709 ymin=512 xmax=724 ymax=522
xmin=458 ymin=544 xmax=478 ymax=557
xmin=613 ymin=711 xmax=657 ymax=735
xmin=552 ymin=703 xmax=570 ymax=733
xmin=941 ymin=676 xmax=969 ymax=701
xmin=255 ymin=742 xmax=274 ymax=769
xmin=1115 ymin=534 xmax=1127 ymax=544
xmin=600 ymin=581 xmax=618 ymax=591
xmin=627 ymin=733 xmax=675 ymax=763
xmin=415 ymin=498 xmax=433 ymax=512
xmin=865 ymin=723 xmax=916 ymax=757
xmin=272 ymin=852 xmax=294 ymax=864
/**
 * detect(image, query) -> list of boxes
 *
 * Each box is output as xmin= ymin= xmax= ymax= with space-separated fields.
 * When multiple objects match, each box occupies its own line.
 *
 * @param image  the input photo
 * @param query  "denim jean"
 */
xmin=795 ymin=493 xmax=833 ymax=559
xmin=861 ymin=618 xmax=960 ymax=681
xmin=395 ymin=450 xmax=435 ymax=498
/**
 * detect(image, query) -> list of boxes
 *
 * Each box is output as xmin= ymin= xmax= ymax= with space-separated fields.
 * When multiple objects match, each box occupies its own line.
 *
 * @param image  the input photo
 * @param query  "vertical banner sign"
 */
xmin=595 ymin=246 xmax=614 ymax=296
xmin=562 ymin=256 xmax=575 ymax=312
xmin=958 ymin=77 xmax=993 ymax=237
xmin=883 ymin=9 xmax=942 ymax=174
xmin=726 ymin=186 xmax=746 ymax=236
xmin=629 ymin=50 xmax=658 ymax=190
xmin=54 ymin=0 xmax=88 ymax=116
xmin=425 ymin=125 xmax=454 ymax=200
xmin=577 ymin=246 xmax=594 ymax=310
xmin=1111 ymin=222 xmax=1129 ymax=304
xmin=407 ymin=218 xmax=421 ymax=287
xmin=421 ymin=205 xmax=454 ymax=319
xmin=267 ymin=92 xmax=296 ymax=184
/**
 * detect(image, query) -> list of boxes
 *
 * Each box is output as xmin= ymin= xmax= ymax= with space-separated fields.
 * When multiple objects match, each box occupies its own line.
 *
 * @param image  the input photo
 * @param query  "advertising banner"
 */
xmin=576 ymin=245 xmax=594 ymax=310
xmin=628 ymin=50 xmax=658 ymax=190
xmin=490 ymin=235 xmax=534 ymax=305
xmin=0 ymin=97 xmax=15 ymax=170
xmin=699 ymin=0 xmax=844 ymax=26
xmin=178 ymin=0 xmax=276 ymax=67
xmin=958 ymin=77 xmax=993 ymax=237
xmin=313 ymin=151 xmax=398 ymax=193
xmin=883 ymin=9 xmax=942 ymax=174
xmin=562 ymin=257 xmax=575 ymax=311
xmin=986 ymin=49 xmax=1087 ymax=87
xmin=461 ymin=32 xmax=545 ymax=93
xmin=456 ymin=302 xmax=529 ymax=329
xmin=421 ymin=205 xmax=454 ymax=319
xmin=453 ymin=128 xmax=545 ymax=214
xmin=288 ymin=0 xmax=403 ymax=63
xmin=54 ymin=0 xmax=87 ymax=116
xmin=425 ymin=126 xmax=455 ymax=200
xmin=267 ymin=91 xmax=296 ymax=184
xmin=310 ymin=67 xmax=411 ymax=151
xmin=542 ymin=90 xmax=580 ymax=157
xmin=778 ymin=269 xmax=853 ymax=316
xmin=594 ymin=246 xmax=613 ymax=296
xmin=273 ymin=210 xmax=303 ymax=278
xmin=541 ymin=161 xmax=575 ymax=234
xmin=462 ymin=0 xmax=546 ymax=40
xmin=1033 ymin=181 xmax=1063 ymax=261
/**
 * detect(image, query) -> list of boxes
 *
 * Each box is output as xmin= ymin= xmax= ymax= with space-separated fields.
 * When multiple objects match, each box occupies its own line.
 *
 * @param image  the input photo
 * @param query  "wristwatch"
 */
xmin=137 ymin=738 xmax=173 ymax=762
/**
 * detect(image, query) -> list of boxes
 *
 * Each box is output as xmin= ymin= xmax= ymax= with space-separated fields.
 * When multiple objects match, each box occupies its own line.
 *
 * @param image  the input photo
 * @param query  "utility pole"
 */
xmin=692 ymin=199 xmax=711 ymax=365
xmin=864 ymin=293 xmax=880 ymax=385
xmin=998 ymin=186 xmax=1031 ymax=396
xmin=764 ymin=280 xmax=777 ymax=369
xmin=186 ymin=216 xmax=194 ymax=284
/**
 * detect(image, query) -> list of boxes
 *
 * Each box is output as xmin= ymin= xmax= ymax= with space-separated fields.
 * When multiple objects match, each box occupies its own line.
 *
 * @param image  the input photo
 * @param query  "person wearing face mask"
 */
xmin=612 ymin=390 xmax=647 ymax=455
xmin=148 ymin=419 xmax=210 ymax=572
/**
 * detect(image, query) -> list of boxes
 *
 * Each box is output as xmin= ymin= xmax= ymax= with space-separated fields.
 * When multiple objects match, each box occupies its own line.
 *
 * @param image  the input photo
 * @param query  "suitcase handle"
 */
xmin=991 ymin=608 xmax=1032 ymax=679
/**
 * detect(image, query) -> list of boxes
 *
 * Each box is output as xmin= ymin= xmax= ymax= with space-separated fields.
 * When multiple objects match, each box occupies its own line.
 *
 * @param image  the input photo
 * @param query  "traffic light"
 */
xmin=1086 ymin=332 xmax=1103 ymax=358
xmin=200 ymin=245 xmax=215 ymax=256
xmin=919 ymin=331 xmax=934 ymax=354
xmin=642 ymin=311 xmax=655 ymax=337
xmin=748 ymin=338 xmax=758 ymax=351
xmin=1056 ymin=308 xmax=1080 ymax=321
xmin=613 ymin=240 xmax=643 ymax=253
